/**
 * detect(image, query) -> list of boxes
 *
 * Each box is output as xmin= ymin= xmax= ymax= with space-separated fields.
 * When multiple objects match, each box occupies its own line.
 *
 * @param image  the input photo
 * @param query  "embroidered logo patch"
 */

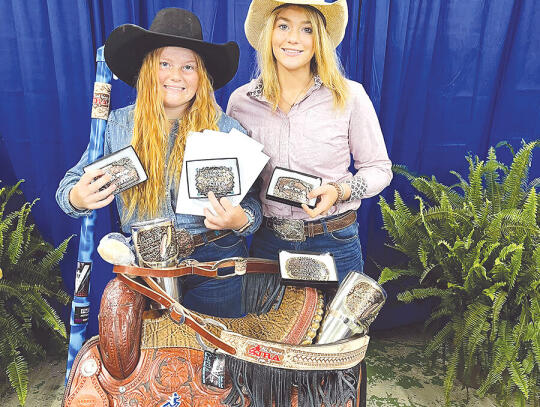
xmin=161 ymin=392 xmax=181 ymax=407
xmin=246 ymin=344 xmax=284 ymax=365
xmin=91 ymin=82 xmax=111 ymax=120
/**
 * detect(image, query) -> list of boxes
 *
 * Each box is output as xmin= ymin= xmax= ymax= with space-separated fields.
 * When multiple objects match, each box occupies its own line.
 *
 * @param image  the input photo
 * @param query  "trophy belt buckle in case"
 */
xmin=284 ymin=257 xmax=329 ymax=281
xmin=271 ymin=218 xmax=306 ymax=242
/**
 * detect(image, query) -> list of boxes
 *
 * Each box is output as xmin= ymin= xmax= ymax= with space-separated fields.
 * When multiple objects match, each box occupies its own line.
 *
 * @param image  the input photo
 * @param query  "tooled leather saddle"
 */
xmin=63 ymin=258 xmax=368 ymax=406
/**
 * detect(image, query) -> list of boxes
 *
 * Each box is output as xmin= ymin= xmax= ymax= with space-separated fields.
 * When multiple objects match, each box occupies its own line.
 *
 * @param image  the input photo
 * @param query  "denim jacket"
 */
xmin=56 ymin=105 xmax=262 ymax=236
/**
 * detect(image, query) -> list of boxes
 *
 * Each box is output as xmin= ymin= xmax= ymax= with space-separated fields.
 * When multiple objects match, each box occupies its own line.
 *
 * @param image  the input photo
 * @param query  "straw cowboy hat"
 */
xmin=104 ymin=8 xmax=239 ymax=89
xmin=244 ymin=0 xmax=348 ymax=50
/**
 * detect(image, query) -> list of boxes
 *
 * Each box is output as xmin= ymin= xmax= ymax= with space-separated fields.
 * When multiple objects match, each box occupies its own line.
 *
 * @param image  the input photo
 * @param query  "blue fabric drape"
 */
xmin=0 ymin=0 xmax=538 ymax=335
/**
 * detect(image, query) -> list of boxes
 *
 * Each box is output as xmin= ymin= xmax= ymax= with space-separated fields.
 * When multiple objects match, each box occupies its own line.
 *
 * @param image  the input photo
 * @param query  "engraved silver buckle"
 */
xmin=285 ymin=257 xmax=329 ymax=280
xmin=195 ymin=166 xmax=235 ymax=197
xmin=271 ymin=218 xmax=306 ymax=242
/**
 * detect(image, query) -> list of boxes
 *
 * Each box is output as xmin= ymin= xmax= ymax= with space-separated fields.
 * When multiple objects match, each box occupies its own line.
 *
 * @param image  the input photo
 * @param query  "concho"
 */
xmin=284 ymin=257 xmax=329 ymax=281
xmin=195 ymin=166 xmax=235 ymax=197
xmin=273 ymin=177 xmax=313 ymax=204
xmin=176 ymin=228 xmax=195 ymax=258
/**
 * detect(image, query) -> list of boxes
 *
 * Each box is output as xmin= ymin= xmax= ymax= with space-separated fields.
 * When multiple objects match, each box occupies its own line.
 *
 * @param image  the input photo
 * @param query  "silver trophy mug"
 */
xmin=316 ymin=271 xmax=387 ymax=344
xmin=131 ymin=218 xmax=181 ymax=303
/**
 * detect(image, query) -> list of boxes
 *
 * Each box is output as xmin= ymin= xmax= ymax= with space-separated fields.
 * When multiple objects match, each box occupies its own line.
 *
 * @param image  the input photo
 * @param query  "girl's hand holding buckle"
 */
xmin=69 ymin=169 xmax=117 ymax=210
xmin=203 ymin=191 xmax=249 ymax=230
xmin=301 ymin=183 xmax=352 ymax=218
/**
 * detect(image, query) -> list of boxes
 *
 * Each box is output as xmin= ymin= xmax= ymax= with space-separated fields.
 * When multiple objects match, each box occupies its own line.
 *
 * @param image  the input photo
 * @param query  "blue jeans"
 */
xmin=250 ymin=218 xmax=364 ymax=282
xmin=179 ymin=232 xmax=247 ymax=317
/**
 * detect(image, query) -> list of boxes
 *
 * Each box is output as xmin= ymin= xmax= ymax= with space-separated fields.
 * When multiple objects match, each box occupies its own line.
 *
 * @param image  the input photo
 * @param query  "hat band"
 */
xmin=272 ymin=4 xmax=327 ymax=27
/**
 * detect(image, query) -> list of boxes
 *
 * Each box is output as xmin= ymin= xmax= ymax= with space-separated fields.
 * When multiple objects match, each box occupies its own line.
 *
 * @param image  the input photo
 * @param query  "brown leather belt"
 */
xmin=263 ymin=210 xmax=357 ymax=241
xmin=193 ymin=229 xmax=230 ymax=245
xmin=176 ymin=229 xmax=231 ymax=258
xmin=114 ymin=258 xmax=279 ymax=278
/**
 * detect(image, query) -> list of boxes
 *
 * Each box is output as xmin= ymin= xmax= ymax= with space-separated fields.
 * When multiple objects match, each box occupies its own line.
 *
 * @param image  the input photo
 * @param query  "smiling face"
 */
xmin=157 ymin=46 xmax=199 ymax=119
xmin=271 ymin=6 xmax=315 ymax=75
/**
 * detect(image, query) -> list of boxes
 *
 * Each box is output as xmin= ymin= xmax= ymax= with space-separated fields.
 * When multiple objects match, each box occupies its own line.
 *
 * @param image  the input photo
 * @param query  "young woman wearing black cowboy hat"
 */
xmin=56 ymin=8 xmax=261 ymax=317
xmin=227 ymin=0 xmax=392 ymax=281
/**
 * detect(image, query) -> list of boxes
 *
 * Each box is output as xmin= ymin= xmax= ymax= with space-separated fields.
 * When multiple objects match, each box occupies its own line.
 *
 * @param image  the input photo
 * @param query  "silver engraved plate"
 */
xmin=131 ymin=218 xmax=178 ymax=268
xmin=176 ymin=228 xmax=195 ymax=258
xmin=284 ymin=257 xmax=329 ymax=281
xmin=345 ymin=281 xmax=386 ymax=328
xmin=273 ymin=176 xmax=313 ymax=204
xmin=271 ymin=218 xmax=306 ymax=242
xmin=195 ymin=166 xmax=235 ymax=198
xmin=100 ymin=157 xmax=140 ymax=193
xmin=316 ymin=272 xmax=387 ymax=344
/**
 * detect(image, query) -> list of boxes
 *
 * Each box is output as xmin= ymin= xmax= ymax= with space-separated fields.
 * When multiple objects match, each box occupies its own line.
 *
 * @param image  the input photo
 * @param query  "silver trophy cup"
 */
xmin=131 ymin=218 xmax=181 ymax=303
xmin=316 ymin=271 xmax=387 ymax=344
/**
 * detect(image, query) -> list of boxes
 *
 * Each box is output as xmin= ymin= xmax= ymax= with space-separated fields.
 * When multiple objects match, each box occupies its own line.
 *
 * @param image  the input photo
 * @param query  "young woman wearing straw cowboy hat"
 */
xmin=56 ymin=8 xmax=262 ymax=317
xmin=227 ymin=0 xmax=392 ymax=280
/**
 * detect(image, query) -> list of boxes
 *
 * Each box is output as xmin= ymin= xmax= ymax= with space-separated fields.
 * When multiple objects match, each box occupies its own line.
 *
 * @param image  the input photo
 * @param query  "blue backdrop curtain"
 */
xmin=0 ymin=0 xmax=538 ymax=336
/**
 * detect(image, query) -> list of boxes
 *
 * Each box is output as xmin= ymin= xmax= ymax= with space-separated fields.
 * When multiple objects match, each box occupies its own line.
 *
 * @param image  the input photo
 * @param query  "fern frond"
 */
xmin=27 ymin=292 xmax=67 ymax=338
xmin=38 ymin=235 xmax=72 ymax=272
xmin=424 ymin=306 xmax=453 ymax=329
xmin=425 ymin=322 xmax=453 ymax=358
xmin=508 ymin=246 xmax=524 ymax=290
xmin=531 ymin=326 xmax=540 ymax=372
xmin=0 ymin=179 xmax=24 ymax=218
xmin=467 ymin=158 xmax=485 ymax=213
xmin=7 ymin=200 xmax=37 ymax=265
xmin=391 ymin=164 xmax=418 ymax=181
xmin=495 ymin=140 xmax=515 ymax=156
xmin=377 ymin=267 xmax=418 ymax=285
xmin=444 ymin=319 xmax=465 ymax=405
xmin=463 ymin=303 xmax=490 ymax=373
xmin=397 ymin=287 xmax=449 ymax=303
xmin=490 ymin=291 xmax=508 ymax=341
xmin=502 ymin=141 xmax=538 ymax=209
xmin=419 ymin=263 xmax=437 ymax=284
xmin=509 ymin=360 xmax=529 ymax=399
xmin=6 ymin=352 xmax=28 ymax=406
xmin=478 ymin=324 xmax=510 ymax=396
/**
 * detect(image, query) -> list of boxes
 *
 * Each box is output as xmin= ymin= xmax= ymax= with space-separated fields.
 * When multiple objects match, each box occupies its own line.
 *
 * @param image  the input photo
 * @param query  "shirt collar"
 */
xmin=247 ymin=75 xmax=323 ymax=101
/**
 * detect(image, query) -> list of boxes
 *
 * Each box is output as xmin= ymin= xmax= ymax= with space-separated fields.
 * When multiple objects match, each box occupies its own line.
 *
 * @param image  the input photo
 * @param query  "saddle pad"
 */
xmin=140 ymin=286 xmax=324 ymax=350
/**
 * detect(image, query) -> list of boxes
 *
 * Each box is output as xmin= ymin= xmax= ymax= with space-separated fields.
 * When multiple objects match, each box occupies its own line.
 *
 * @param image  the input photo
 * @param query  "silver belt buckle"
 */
xmin=271 ymin=218 xmax=306 ymax=242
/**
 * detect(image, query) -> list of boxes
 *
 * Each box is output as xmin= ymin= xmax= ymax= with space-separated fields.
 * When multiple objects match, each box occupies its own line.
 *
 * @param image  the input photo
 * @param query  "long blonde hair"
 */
xmin=257 ymin=4 xmax=348 ymax=110
xmin=121 ymin=48 xmax=219 ymax=220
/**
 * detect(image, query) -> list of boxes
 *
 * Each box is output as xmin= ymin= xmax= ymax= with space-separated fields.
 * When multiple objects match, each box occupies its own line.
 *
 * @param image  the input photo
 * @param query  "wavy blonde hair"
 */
xmin=121 ymin=48 xmax=219 ymax=221
xmin=257 ymin=4 xmax=348 ymax=110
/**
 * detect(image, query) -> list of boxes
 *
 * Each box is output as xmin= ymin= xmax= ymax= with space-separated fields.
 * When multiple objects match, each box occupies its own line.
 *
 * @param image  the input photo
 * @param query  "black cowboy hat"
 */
xmin=104 ymin=8 xmax=239 ymax=90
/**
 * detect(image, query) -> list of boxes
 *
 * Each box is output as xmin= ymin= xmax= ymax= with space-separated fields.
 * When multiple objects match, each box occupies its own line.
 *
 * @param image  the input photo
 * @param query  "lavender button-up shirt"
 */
xmin=227 ymin=77 xmax=392 ymax=220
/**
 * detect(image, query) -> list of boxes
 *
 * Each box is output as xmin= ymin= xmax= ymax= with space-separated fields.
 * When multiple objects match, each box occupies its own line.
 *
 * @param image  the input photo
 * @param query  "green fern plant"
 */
xmin=378 ymin=141 xmax=539 ymax=406
xmin=0 ymin=180 xmax=71 ymax=405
